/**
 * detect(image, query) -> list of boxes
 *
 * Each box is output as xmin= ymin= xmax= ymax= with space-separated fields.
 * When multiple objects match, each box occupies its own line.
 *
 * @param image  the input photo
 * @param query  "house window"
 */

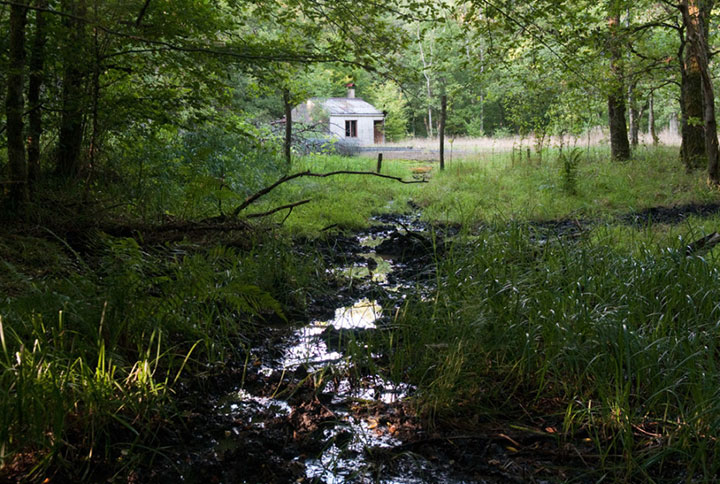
xmin=345 ymin=120 xmax=357 ymax=137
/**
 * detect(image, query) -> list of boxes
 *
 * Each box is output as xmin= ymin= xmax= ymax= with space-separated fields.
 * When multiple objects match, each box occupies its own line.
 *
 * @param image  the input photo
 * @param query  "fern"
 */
xmin=558 ymin=148 xmax=583 ymax=195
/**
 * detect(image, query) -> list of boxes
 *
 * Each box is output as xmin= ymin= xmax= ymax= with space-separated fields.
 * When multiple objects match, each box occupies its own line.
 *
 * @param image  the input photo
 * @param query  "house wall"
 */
xmin=329 ymin=115 xmax=383 ymax=145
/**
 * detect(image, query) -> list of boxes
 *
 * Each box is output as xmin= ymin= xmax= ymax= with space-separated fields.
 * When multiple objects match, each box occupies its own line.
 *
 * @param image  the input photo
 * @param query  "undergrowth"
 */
xmin=371 ymin=222 xmax=720 ymax=481
xmin=4 ymin=144 xmax=720 ymax=481
xmin=0 ymin=232 xmax=325 ymax=481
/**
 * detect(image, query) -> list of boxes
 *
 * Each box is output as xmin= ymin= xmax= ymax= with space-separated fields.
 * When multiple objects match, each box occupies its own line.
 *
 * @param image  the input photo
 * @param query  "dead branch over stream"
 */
xmin=232 ymin=170 xmax=427 ymax=218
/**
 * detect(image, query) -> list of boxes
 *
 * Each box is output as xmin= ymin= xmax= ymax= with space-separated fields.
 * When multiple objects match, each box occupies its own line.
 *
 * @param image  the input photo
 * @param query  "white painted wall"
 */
xmin=329 ymin=115 xmax=383 ymax=145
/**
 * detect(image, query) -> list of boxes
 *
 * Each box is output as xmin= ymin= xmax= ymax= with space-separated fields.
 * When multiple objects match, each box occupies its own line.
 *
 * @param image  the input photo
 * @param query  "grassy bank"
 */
xmin=365 ymin=223 xmax=720 ymax=480
xmin=0 ymin=232 xmax=326 ymax=481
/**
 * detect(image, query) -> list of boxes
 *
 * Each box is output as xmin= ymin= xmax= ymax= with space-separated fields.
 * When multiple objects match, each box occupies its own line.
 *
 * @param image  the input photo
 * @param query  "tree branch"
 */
xmin=0 ymin=0 xmax=380 ymax=68
xmin=232 ymin=170 xmax=427 ymax=218
xmin=135 ymin=0 xmax=151 ymax=27
xmin=244 ymin=199 xmax=312 ymax=219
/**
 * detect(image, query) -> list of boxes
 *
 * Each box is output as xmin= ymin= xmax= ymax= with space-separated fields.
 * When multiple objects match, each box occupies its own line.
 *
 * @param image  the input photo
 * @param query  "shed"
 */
xmin=292 ymin=84 xmax=385 ymax=145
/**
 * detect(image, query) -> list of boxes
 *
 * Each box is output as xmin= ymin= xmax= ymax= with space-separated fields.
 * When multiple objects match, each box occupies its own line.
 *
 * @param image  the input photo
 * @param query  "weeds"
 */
xmin=559 ymin=147 xmax=583 ymax=195
xmin=0 ymin=232 xmax=326 ymax=480
xmin=370 ymin=222 xmax=720 ymax=480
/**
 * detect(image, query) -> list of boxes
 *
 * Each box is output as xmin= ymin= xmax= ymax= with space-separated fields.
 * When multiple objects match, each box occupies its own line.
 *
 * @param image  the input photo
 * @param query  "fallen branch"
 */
xmin=685 ymin=232 xmax=720 ymax=256
xmin=232 ymin=170 xmax=426 ymax=218
xmin=244 ymin=199 xmax=311 ymax=219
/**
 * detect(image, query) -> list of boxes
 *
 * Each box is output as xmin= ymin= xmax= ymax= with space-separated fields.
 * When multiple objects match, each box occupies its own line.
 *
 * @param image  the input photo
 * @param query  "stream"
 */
xmin=134 ymin=204 xmax=720 ymax=483
xmin=148 ymin=213 xmax=497 ymax=483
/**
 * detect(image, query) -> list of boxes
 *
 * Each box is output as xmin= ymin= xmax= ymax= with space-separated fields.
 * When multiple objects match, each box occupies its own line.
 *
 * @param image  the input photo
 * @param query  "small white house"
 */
xmin=292 ymin=84 xmax=385 ymax=145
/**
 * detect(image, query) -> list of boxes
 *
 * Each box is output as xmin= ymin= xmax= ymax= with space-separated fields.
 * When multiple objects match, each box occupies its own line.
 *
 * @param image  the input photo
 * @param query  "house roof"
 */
xmin=319 ymin=97 xmax=383 ymax=116
xmin=291 ymin=97 xmax=384 ymax=125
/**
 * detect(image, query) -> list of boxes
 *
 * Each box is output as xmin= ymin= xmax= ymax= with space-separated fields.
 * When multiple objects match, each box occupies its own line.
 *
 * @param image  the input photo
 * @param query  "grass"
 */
xmin=416 ymin=145 xmax=715 ymax=225
xmin=365 ymin=222 xmax=720 ymax=480
xmin=246 ymin=155 xmax=421 ymax=234
xmin=250 ymin=145 xmax=720 ymax=479
xmin=246 ymin=145 xmax=718 ymax=237
xmin=0 ymin=232 xmax=327 ymax=480
xmin=4 ymin=142 xmax=720 ymax=481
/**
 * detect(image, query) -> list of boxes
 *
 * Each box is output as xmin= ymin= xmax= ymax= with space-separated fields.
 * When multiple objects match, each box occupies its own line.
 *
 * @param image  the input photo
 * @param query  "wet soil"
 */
xmin=134 ymin=202 xmax=720 ymax=483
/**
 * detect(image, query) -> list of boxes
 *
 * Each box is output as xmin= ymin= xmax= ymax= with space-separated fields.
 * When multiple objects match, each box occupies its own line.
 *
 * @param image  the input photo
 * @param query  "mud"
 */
xmin=136 ymin=202 xmax=720 ymax=483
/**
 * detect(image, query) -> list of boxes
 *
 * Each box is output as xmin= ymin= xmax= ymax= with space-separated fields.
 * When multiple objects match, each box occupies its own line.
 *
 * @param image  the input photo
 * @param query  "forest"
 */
xmin=4 ymin=0 xmax=720 ymax=482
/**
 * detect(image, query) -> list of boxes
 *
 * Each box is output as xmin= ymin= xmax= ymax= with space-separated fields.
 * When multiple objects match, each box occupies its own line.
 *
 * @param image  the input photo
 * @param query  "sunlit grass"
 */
xmin=418 ymin=146 xmax=716 ymax=225
xmin=250 ymin=155 xmax=422 ymax=234
xmin=0 ymin=234 xmax=326 ymax=480
xmin=252 ymin=146 xmax=719 ymax=235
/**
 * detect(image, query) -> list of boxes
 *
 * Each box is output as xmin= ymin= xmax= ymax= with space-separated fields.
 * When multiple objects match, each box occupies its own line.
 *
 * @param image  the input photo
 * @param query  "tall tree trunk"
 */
xmin=680 ymin=18 xmax=707 ymax=170
xmin=417 ymin=26 xmax=433 ymax=138
xmin=649 ymin=91 xmax=659 ymax=145
xmin=608 ymin=95 xmax=630 ymax=160
xmin=57 ymin=0 xmax=87 ymax=178
xmin=27 ymin=0 xmax=47 ymax=186
xmin=682 ymin=0 xmax=719 ymax=182
xmin=5 ymin=1 xmax=29 ymax=209
xmin=628 ymin=83 xmax=640 ymax=147
xmin=283 ymin=89 xmax=292 ymax=168
xmin=608 ymin=14 xmax=630 ymax=161
xmin=439 ymin=94 xmax=446 ymax=170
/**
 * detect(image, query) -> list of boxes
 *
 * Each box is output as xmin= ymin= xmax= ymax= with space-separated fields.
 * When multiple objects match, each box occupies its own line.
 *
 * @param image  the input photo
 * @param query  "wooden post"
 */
xmin=283 ymin=89 xmax=292 ymax=167
xmin=376 ymin=153 xmax=383 ymax=173
xmin=439 ymin=94 xmax=447 ymax=170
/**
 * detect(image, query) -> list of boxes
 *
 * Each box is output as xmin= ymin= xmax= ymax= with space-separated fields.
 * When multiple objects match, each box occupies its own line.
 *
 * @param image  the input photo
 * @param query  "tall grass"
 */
xmin=373 ymin=223 xmax=720 ymax=480
xmin=0 ymin=233 xmax=325 ymax=479
xmin=245 ymin=146 xmax=718 ymax=234
xmin=416 ymin=146 xmax=714 ymax=225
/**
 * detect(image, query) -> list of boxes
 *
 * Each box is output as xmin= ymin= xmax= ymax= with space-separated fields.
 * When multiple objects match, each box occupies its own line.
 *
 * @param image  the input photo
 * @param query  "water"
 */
xmin=207 ymin=215 xmax=458 ymax=483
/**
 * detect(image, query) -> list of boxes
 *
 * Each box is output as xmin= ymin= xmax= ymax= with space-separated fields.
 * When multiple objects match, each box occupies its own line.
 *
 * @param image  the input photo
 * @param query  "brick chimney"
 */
xmin=346 ymin=82 xmax=355 ymax=98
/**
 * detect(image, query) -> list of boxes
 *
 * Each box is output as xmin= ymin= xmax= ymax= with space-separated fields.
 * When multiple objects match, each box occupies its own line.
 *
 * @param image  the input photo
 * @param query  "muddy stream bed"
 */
xmin=141 ymin=213 xmax=524 ymax=483
xmin=139 ymin=210 xmax=646 ymax=483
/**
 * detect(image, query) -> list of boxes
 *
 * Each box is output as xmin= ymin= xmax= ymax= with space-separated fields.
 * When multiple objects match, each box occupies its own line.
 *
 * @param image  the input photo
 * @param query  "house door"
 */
xmin=374 ymin=120 xmax=384 ymax=144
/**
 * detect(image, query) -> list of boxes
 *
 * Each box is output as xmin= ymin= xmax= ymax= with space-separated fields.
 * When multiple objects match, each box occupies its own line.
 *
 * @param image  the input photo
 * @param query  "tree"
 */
xmin=678 ymin=0 xmax=719 ymax=182
xmin=606 ymin=5 xmax=631 ymax=160
xmin=5 ymin=0 xmax=28 ymax=209
xmin=56 ymin=0 xmax=87 ymax=178
xmin=369 ymin=81 xmax=409 ymax=141
xmin=27 ymin=0 xmax=48 ymax=185
xmin=678 ymin=3 xmax=707 ymax=170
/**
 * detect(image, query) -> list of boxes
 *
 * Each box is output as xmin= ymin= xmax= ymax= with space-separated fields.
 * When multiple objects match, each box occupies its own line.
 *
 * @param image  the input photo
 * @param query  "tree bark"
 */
xmin=608 ymin=14 xmax=630 ymax=161
xmin=608 ymin=94 xmax=630 ymax=160
xmin=680 ymin=10 xmax=707 ymax=171
xmin=681 ymin=0 xmax=719 ymax=182
xmin=57 ymin=0 xmax=87 ymax=178
xmin=439 ymin=94 xmax=446 ymax=170
xmin=649 ymin=92 xmax=659 ymax=145
xmin=283 ymin=89 xmax=292 ymax=168
xmin=628 ymin=83 xmax=641 ymax=147
xmin=417 ymin=25 xmax=433 ymax=138
xmin=5 ymin=0 xmax=29 ymax=209
xmin=27 ymin=0 xmax=47 ymax=186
